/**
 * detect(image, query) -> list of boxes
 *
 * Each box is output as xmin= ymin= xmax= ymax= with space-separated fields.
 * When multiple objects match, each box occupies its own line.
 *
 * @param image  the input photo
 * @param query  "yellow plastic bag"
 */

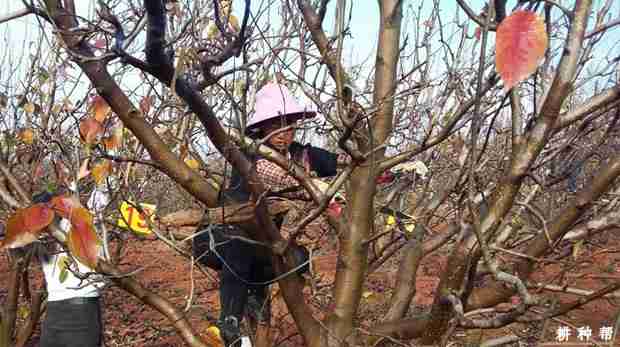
xmin=117 ymin=201 xmax=156 ymax=235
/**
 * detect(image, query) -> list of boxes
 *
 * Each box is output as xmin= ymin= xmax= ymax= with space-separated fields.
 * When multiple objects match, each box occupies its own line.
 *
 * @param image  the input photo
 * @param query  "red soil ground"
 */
xmin=2 ymin=230 xmax=620 ymax=346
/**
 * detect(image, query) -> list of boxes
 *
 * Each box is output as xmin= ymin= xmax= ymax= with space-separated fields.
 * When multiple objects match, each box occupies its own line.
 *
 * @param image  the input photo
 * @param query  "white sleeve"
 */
xmin=87 ymin=186 xmax=110 ymax=215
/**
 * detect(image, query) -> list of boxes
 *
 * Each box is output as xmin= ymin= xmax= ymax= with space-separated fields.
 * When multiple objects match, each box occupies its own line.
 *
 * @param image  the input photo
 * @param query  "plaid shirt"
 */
xmin=256 ymin=158 xmax=309 ymax=199
xmin=255 ymin=150 xmax=349 ymax=200
xmin=336 ymin=152 xmax=349 ymax=167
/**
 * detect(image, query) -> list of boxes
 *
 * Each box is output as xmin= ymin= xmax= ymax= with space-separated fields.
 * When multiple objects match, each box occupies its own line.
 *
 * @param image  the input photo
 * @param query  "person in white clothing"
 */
xmin=35 ymin=184 xmax=109 ymax=347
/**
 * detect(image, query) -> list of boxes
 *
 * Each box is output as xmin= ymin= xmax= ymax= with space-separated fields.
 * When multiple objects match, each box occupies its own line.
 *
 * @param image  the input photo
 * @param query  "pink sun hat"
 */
xmin=246 ymin=83 xmax=317 ymax=133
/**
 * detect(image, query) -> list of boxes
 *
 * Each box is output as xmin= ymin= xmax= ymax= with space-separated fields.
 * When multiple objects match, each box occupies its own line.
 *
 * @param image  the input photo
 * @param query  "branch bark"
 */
xmin=324 ymin=1 xmax=403 ymax=345
xmin=0 ymin=251 xmax=25 ymax=347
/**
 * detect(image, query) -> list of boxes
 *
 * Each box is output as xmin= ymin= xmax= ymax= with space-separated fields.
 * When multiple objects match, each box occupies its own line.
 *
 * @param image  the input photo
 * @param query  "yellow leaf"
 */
xmin=17 ymin=305 xmax=30 ymax=319
xmin=362 ymin=291 xmax=374 ymax=299
xmin=206 ymin=22 xmax=219 ymax=40
xmin=185 ymin=157 xmax=200 ymax=170
xmin=229 ymin=15 xmax=240 ymax=32
xmin=23 ymin=102 xmax=36 ymax=114
xmin=572 ymin=240 xmax=584 ymax=260
xmin=234 ymin=81 xmax=246 ymax=96
xmin=91 ymin=160 xmax=112 ymax=185
xmin=404 ymin=223 xmax=415 ymax=233
xmin=205 ymin=326 xmax=225 ymax=347
xmin=59 ymin=267 xmax=69 ymax=283
xmin=52 ymin=104 xmax=62 ymax=114
xmin=385 ymin=215 xmax=415 ymax=233
xmin=18 ymin=128 xmax=35 ymax=144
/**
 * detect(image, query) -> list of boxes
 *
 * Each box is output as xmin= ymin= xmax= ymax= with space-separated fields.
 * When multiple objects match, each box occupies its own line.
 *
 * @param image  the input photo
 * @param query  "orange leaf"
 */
xmin=67 ymin=207 xmax=99 ymax=269
xmin=79 ymin=117 xmax=104 ymax=145
xmin=23 ymin=102 xmax=36 ymax=114
xmin=103 ymin=125 xmax=123 ymax=151
xmin=204 ymin=326 xmax=225 ymax=347
xmin=51 ymin=195 xmax=83 ymax=219
xmin=18 ymin=128 xmax=35 ymax=144
xmin=496 ymin=10 xmax=548 ymax=91
xmin=1 ymin=204 xmax=55 ymax=249
xmin=91 ymin=95 xmax=110 ymax=122
xmin=91 ymin=160 xmax=112 ymax=185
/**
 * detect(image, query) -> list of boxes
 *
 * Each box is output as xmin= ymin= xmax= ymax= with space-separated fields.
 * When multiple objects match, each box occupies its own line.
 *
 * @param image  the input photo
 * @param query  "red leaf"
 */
xmin=327 ymin=201 xmax=343 ymax=219
xmin=51 ymin=195 xmax=83 ymax=219
xmin=67 ymin=207 xmax=99 ymax=269
xmin=474 ymin=27 xmax=482 ymax=41
xmin=93 ymin=38 xmax=106 ymax=49
xmin=376 ymin=171 xmax=395 ymax=184
xmin=1 ymin=204 xmax=55 ymax=249
xmin=79 ymin=117 xmax=104 ymax=145
xmin=496 ymin=10 xmax=548 ymax=90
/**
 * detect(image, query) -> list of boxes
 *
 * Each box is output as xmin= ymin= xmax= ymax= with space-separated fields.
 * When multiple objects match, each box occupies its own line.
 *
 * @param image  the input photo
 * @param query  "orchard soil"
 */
xmin=2 ymin=228 xmax=620 ymax=347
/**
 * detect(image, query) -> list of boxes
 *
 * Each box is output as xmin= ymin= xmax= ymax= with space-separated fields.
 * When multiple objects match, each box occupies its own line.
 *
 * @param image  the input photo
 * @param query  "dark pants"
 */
xmin=567 ymin=163 xmax=583 ymax=192
xmin=193 ymin=226 xmax=274 ymax=322
xmin=40 ymin=297 xmax=102 ymax=347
